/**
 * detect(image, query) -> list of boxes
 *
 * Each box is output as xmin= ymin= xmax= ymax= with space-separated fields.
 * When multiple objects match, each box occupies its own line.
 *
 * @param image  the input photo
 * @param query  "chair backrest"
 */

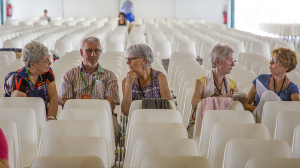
xmin=275 ymin=111 xmax=300 ymax=148
xmin=131 ymin=138 xmax=199 ymax=168
xmin=139 ymin=156 xmax=211 ymax=168
xmin=125 ymin=109 xmax=182 ymax=146
xmin=0 ymin=120 xmax=22 ymax=168
xmin=124 ymin=123 xmax=188 ymax=168
xmin=128 ymin=100 xmax=177 ymax=123
xmin=39 ymin=120 xmax=101 ymax=156
xmin=58 ymin=108 xmax=115 ymax=167
xmin=223 ymin=139 xmax=292 ymax=168
xmin=292 ymin=125 xmax=300 ymax=158
xmin=64 ymin=99 xmax=112 ymax=114
xmin=129 ymin=109 xmax=182 ymax=128
xmin=63 ymin=99 xmax=115 ymax=151
xmin=5 ymin=136 xmax=16 ymax=168
xmin=193 ymin=101 xmax=244 ymax=147
xmin=246 ymin=158 xmax=300 ymax=168
xmin=198 ymin=110 xmax=255 ymax=157
xmin=40 ymin=137 xmax=108 ymax=168
xmin=208 ymin=123 xmax=270 ymax=168
xmin=0 ymin=108 xmax=38 ymax=167
xmin=262 ymin=101 xmax=300 ymax=139
xmin=31 ymin=156 xmax=105 ymax=168
xmin=0 ymin=97 xmax=46 ymax=139
xmin=182 ymin=87 xmax=195 ymax=128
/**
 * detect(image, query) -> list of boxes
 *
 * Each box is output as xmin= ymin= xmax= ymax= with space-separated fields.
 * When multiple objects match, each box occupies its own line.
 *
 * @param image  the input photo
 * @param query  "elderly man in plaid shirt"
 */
xmin=58 ymin=36 xmax=121 ymax=145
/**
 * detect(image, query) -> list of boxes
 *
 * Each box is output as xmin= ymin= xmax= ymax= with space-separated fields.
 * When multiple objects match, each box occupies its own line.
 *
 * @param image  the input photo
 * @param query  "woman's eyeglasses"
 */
xmin=270 ymin=57 xmax=279 ymax=64
xmin=126 ymin=57 xmax=139 ymax=63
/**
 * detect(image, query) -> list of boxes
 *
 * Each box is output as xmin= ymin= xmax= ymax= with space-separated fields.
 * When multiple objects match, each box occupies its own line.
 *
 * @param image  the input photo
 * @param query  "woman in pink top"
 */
xmin=0 ymin=129 xmax=9 ymax=168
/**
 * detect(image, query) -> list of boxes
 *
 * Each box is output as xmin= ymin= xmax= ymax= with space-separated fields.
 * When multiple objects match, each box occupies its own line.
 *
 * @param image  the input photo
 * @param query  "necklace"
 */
xmin=273 ymin=75 xmax=286 ymax=96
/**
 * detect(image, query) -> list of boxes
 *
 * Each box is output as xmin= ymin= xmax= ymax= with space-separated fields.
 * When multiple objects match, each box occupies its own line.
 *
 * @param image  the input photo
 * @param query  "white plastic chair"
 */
xmin=105 ymin=41 xmax=124 ymax=52
xmin=129 ymin=109 xmax=182 ymax=128
xmin=275 ymin=111 xmax=300 ymax=148
xmin=0 ymin=108 xmax=38 ymax=168
xmin=124 ymin=123 xmax=188 ymax=168
xmin=130 ymin=138 xmax=199 ymax=168
xmin=207 ymin=123 xmax=270 ymax=168
xmin=292 ymin=125 xmax=300 ymax=158
xmin=63 ymin=99 xmax=115 ymax=157
xmin=40 ymin=136 xmax=109 ymax=168
xmin=0 ymin=55 xmax=9 ymax=67
xmin=193 ymin=101 xmax=244 ymax=146
xmin=38 ymin=120 xmax=101 ymax=156
xmin=262 ymin=101 xmax=300 ymax=139
xmin=0 ymin=120 xmax=22 ymax=168
xmin=223 ymin=139 xmax=292 ymax=168
xmin=125 ymin=109 xmax=182 ymax=145
xmin=58 ymin=108 xmax=115 ymax=167
xmin=246 ymin=158 xmax=300 ymax=168
xmin=0 ymin=97 xmax=46 ymax=139
xmin=128 ymin=100 xmax=177 ymax=123
xmin=152 ymin=40 xmax=172 ymax=59
xmin=31 ymin=156 xmax=105 ymax=168
xmin=138 ymin=156 xmax=211 ymax=168
xmin=0 ymin=51 xmax=16 ymax=64
xmin=198 ymin=110 xmax=255 ymax=157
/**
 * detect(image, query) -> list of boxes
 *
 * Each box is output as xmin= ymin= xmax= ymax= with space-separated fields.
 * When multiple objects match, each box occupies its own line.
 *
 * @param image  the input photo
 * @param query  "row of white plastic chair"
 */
xmin=124 ymin=105 xmax=300 ymax=168
xmin=1 ymin=96 xmax=300 ymax=168
xmin=259 ymin=23 xmax=300 ymax=36
xmin=2 ymin=26 xmax=65 ymax=48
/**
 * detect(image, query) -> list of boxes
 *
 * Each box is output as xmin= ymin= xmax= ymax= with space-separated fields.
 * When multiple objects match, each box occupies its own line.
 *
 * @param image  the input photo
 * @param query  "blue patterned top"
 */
xmin=132 ymin=71 xmax=161 ymax=101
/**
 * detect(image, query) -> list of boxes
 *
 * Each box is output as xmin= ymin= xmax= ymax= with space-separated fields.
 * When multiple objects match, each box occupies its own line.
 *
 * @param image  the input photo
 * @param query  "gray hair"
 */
xmin=81 ymin=36 xmax=101 ymax=49
xmin=210 ymin=43 xmax=234 ymax=68
xmin=125 ymin=43 xmax=154 ymax=69
xmin=22 ymin=41 xmax=48 ymax=68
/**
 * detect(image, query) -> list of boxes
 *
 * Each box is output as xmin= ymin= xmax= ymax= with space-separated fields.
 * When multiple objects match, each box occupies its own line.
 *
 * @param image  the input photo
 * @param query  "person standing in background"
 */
xmin=40 ymin=10 xmax=51 ymax=22
xmin=120 ymin=0 xmax=135 ymax=22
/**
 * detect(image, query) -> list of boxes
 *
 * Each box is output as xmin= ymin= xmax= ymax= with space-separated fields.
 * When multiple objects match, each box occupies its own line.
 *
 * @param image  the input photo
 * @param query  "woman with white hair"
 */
xmin=188 ymin=43 xmax=238 ymax=138
xmin=9 ymin=41 xmax=58 ymax=120
xmin=121 ymin=43 xmax=172 ymax=116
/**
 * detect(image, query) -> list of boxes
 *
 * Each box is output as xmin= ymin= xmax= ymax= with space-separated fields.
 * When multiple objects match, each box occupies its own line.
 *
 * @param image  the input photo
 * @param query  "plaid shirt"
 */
xmin=58 ymin=63 xmax=120 ymax=105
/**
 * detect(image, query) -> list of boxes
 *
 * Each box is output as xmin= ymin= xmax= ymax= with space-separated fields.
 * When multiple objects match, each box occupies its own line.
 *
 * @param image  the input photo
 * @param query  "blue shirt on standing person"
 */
xmin=120 ymin=0 xmax=135 ymax=22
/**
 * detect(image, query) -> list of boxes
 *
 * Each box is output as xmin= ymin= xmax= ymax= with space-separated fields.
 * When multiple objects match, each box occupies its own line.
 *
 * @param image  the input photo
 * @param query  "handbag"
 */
xmin=4 ymin=71 xmax=47 ymax=101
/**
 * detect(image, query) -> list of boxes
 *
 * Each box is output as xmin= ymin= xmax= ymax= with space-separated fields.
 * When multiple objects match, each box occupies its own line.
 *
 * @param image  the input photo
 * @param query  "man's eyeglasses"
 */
xmin=126 ymin=57 xmax=139 ymax=63
xmin=83 ymin=49 xmax=102 ymax=54
xmin=270 ymin=57 xmax=279 ymax=64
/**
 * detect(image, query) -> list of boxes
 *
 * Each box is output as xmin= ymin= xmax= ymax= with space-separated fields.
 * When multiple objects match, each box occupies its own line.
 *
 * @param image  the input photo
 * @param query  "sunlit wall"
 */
xmin=235 ymin=0 xmax=300 ymax=31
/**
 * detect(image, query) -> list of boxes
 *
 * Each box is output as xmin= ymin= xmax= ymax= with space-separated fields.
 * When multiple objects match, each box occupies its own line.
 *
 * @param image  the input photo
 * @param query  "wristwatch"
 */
xmin=47 ymin=116 xmax=56 ymax=120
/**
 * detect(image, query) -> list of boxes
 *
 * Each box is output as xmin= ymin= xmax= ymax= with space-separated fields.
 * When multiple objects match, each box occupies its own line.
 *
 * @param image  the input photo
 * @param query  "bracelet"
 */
xmin=47 ymin=116 xmax=56 ymax=120
xmin=245 ymin=104 xmax=251 ymax=110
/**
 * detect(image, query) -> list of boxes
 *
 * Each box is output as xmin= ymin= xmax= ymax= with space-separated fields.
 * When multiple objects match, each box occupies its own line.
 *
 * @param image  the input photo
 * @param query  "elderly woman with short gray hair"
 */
xmin=188 ymin=43 xmax=238 ymax=138
xmin=9 ymin=41 xmax=58 ymax=120
xmin=121 ymin=43 xmax=172 ymax=116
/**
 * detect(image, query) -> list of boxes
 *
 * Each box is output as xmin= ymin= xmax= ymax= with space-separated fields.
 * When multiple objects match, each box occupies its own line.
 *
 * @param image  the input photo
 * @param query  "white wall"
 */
xmin=10 ymin=0 xmax=226 ymax=24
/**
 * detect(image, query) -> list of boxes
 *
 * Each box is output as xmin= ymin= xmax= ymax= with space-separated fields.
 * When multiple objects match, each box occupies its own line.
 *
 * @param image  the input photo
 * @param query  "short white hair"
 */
xmin=125 ymin=43 xmax=154 ymax=69
xmin=210 ymin=43 xmax=234 ymax=68
xmin=81 ymin=36 xmax=101 ymax=49
xmin=22 ymin=41 xmax=48 ymax=68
